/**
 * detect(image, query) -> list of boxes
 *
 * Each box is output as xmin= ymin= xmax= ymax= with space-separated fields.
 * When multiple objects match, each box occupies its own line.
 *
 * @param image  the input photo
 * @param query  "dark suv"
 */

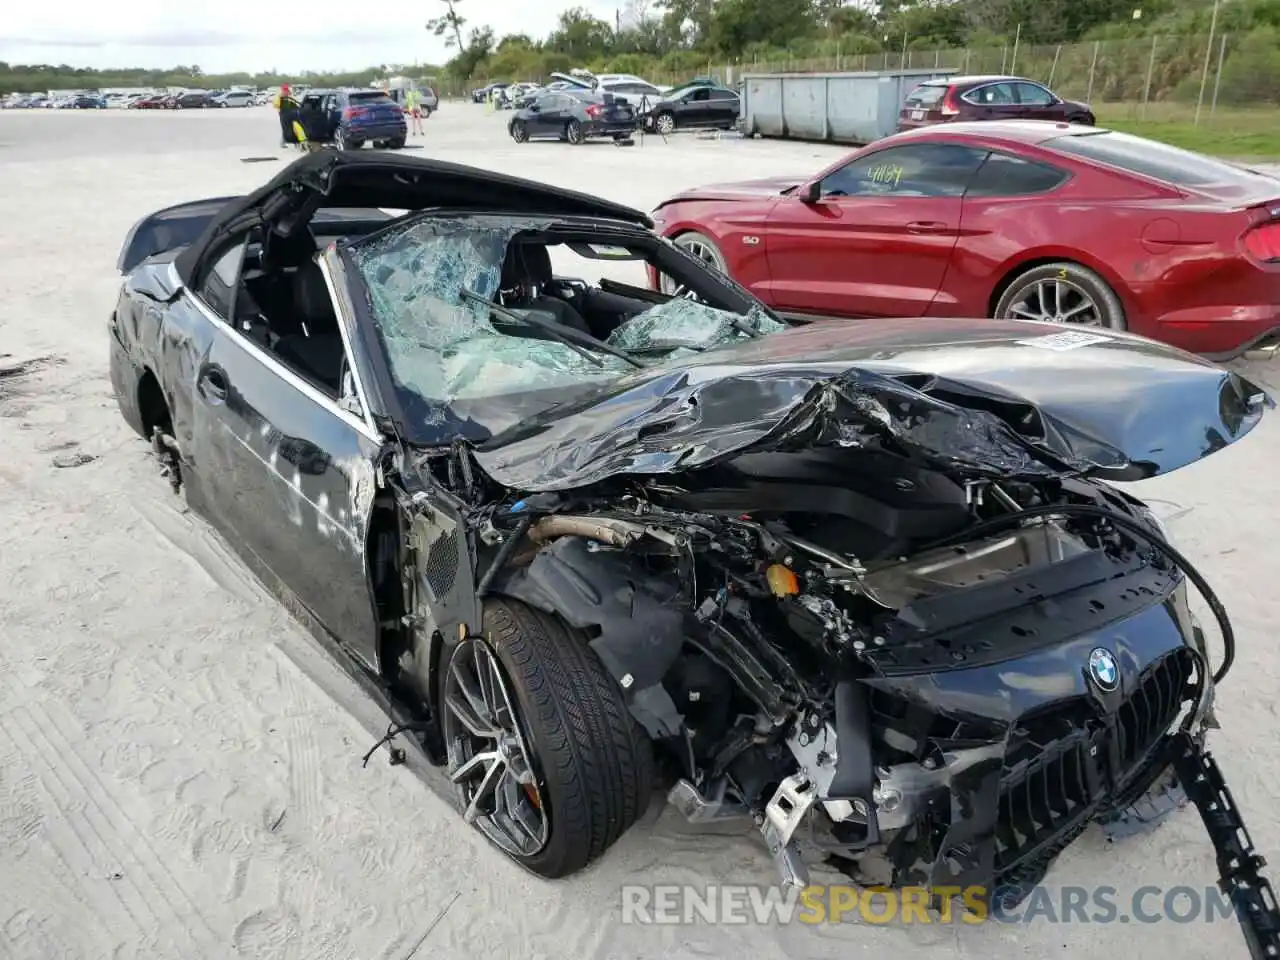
xmin=898 ymin=75 xmax=1094 ymax=132
xmin=298 ymin=89 xmax=407 ymax=150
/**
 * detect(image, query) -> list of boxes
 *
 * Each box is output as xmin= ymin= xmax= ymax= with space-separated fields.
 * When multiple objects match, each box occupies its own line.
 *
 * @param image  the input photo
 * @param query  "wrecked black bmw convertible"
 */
xmin=111 ymin=152 xmax=1280 ymax=952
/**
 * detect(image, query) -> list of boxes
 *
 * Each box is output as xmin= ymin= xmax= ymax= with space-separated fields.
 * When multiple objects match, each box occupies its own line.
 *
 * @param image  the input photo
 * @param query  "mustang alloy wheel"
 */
xmin=440 ymin=598 xmax=653 ymax=877
xmin=660 ymin=230 xmax=728 ymax=295
xmin=510 ymin=120 xmax=528 ymax=144
xmin=654 ymin=112 xmax=676 ymax=135
xmin=994 ymin=261 xmax=1126 ymax=330
xmin=565 ymin=119 xmax=584 ymax=145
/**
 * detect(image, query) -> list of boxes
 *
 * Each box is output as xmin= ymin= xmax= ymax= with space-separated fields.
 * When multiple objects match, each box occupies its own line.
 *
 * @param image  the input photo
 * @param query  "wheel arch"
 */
xmin=136 ymin=366 xmax=171 ymax=436
xmin=986 ymin=249 xmax=1132 ymax=319
xmin=485 ymin=535 xmax=685 ymax=741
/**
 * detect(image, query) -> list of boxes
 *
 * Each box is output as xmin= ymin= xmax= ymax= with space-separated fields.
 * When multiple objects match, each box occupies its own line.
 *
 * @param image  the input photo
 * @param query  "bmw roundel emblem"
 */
xmin=1088 ymin=648 xmax=1120 ymax=692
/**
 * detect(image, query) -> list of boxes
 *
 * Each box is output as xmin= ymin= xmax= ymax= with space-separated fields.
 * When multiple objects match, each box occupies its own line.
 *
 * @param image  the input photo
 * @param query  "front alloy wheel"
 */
xmin=334 ymin=127 xmax=348 ymax=150
xmin=439 ymin=598 xmax=653 ymax=878
xmin=655 ymin=112 xmax=676 ymax=135
xmin=510 ymin=120 xmax=528 ymax=144
xmin=443 ymin=636 xmax=549 ymax=858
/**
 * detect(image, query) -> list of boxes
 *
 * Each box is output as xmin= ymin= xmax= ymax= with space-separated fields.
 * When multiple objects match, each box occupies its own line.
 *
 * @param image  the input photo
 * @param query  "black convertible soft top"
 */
xmin=171 ymin=150 xmax=652 ymax=284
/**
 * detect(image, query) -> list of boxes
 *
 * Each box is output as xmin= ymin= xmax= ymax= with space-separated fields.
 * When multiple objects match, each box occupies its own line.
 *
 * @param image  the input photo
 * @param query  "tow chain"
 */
xmin=1170 ymin=732 xmax=1280 ymax=959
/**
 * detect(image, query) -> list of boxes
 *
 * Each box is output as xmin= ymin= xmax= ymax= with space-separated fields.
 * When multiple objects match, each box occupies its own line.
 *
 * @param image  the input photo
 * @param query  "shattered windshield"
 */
xmin=348 ymin=214 xmax=784 ymax=432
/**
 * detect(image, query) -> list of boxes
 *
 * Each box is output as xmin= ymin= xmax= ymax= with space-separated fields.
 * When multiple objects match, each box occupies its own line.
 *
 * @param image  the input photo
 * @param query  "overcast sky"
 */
xmin=1 ymin=0 xmax=626 ymax=73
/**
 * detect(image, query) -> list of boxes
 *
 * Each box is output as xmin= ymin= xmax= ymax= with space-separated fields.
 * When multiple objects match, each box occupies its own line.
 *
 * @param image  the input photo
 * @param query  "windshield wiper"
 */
xmin=460 ymin=288 xmax=644 ymax=369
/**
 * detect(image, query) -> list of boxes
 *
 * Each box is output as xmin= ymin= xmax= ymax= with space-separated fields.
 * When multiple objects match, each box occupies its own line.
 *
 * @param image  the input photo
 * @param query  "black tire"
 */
xmin=993 ymin=261 xmax=1126 ymax=331
xmin=510 ymin=120 xmax=528 ymax=144
xmin=565 ymin=119 xmax=584 ymax=145
xmin=444 ymin=598 xmax=653 ymax=878
xmin=387 ymin=137 xmax=405 ymax=149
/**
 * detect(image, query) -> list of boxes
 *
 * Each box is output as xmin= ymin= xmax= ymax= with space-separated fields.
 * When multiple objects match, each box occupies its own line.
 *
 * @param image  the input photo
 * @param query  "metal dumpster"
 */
xmin=739 ymin=68 xmax=956 ymax=144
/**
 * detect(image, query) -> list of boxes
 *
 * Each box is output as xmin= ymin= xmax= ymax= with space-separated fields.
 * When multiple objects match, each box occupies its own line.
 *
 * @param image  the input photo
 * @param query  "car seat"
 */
xmin=272 ymin=261 xmax=345 ymax=392
xmin=498 ymin=242 xmax=592 ymax=336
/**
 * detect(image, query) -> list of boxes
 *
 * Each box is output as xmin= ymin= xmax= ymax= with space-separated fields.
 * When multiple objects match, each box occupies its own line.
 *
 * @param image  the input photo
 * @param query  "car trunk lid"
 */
xmin=901 ymin=83 xmax=949 ymax=124
xmin=593 ymin=93 xmax=633 ymax=121
xmin=346 ymin=94 xmax=402 ymax=123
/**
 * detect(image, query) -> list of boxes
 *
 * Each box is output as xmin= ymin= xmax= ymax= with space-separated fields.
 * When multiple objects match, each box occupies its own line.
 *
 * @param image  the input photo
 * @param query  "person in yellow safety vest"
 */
xmin=273 ymin=84 xmax=300 ymax=147
xmin=405 ymin=87 xmax=424 ymax=136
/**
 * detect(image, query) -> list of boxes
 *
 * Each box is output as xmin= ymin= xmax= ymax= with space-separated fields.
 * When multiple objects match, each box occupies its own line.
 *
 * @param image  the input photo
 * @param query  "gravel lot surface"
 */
xmin=0 ymin=105 xmax=1278 ymax=960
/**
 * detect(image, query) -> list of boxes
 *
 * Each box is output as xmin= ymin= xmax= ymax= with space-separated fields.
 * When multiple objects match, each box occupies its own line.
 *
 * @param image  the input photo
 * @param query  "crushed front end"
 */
xmin=481 ymin=464 xmax=1279 ymax=953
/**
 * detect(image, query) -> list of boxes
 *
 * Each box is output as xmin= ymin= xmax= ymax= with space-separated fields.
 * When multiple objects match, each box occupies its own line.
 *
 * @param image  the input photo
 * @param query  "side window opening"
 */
xmin=197 ymin=240 xmax=247 ymax=320
xmin=209 ymin=227 xmax=360 ymax=407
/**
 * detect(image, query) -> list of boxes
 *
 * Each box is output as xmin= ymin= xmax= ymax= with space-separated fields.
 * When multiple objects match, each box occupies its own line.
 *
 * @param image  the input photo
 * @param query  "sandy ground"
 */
xmin=1 ymin=105 xmax=1279 ymax=960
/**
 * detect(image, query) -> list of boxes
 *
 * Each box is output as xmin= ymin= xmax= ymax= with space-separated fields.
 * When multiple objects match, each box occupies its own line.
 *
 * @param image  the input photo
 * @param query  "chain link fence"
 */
xmin=694 ymin=33 xmax=1266 ymax=126
xmin=452 ymin=32 xmax=1276 ymax=129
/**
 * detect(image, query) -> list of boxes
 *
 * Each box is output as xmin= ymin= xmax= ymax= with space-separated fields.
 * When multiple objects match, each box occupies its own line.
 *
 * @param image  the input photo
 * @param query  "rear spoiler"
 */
xmin=117 ymin=196 xmax=241 ymax=274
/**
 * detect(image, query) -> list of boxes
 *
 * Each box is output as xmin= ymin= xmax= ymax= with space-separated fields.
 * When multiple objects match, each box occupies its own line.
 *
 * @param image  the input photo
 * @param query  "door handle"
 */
xmin=906 ymin=221 xmax=948 ymax=233
xmin=198 ymin=365 xmax=228 ymax=403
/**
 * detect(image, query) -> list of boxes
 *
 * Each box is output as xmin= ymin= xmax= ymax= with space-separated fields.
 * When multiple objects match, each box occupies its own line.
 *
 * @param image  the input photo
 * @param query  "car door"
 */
xmin=762 ymin=142 xmax=989 ymax=318
xmin=679 ymin=87 xmax=714 ymax=126
xmin=323 ymin=93 xmax=341 ymax=138
xmin=185 ymin=235 xmax=383 ymax=665
xmin=708 ymin=88 xmax=740 ymax=127
xmin=538 ymin=94 xmax=572 ymax=133
xmin=962 ymin=81 xmax=1022 ymax=121
xmin=1012 ymin=81 xmax=1066 ymax=120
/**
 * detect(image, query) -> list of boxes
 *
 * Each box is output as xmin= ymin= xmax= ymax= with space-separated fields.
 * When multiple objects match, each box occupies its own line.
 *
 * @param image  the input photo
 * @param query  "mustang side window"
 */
xmin=966 ymin=152 xmax=1070 ymax=197
xmin=818 ymin=144 xmax=989 ymax=199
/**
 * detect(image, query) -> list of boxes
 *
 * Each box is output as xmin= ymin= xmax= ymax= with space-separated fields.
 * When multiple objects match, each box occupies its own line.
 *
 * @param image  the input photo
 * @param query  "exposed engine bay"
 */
xmin=439 ymin=441 xmax=1262 ymax=913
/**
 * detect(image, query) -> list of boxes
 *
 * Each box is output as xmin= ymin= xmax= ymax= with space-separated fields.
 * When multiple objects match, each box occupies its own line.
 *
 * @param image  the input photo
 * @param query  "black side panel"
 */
xmin=117 ymin=197 xmax=241 ymax=274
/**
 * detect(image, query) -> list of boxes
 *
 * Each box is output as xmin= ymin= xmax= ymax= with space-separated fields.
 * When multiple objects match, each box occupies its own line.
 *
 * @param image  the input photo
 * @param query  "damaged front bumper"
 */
xmin=1171 ymin=733 xmax=1280 ymax=959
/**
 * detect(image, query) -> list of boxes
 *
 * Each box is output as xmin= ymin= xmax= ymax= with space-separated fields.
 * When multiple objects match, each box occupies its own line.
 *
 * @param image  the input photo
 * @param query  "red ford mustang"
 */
xmin=650 ymin=121 xmax=1280 ymax=358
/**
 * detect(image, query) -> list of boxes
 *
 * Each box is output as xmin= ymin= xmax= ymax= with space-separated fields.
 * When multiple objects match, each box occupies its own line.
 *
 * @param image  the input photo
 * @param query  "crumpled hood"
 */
xmin=659 ymin=175 xmax=803 ymax=205
xmin=472 ymin=317 xmax=1270 ymax=492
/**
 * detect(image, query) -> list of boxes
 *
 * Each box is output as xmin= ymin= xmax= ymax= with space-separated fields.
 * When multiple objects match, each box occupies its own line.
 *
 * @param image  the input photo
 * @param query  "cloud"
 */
xmin=0 ymin=0 xmax=626 ymax=72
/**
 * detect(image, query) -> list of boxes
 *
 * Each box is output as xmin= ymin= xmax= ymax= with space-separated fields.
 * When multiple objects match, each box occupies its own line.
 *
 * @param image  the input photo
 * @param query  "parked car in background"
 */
xmin=898 ymin=75 xmax=1094 ymax=132
xmin=649 ymin=120 xmax=1280 ymax=358
xmin=644 ymin=83 xmax=740 ymax=134
xmin=175 ymin=91 xmax=212 ymax=108
xmin=211 ymin=90 xmax=254 ymax=107
xmin=130 ymin=94 xmax=167 ymax=109
xmin=495 ymin=82 xmax=537 ymax=109
xmin=511 ymin=79 xmax=584 ymax=110
xmin=471 ymin=81 xmax=508 ymax=103
xmin=509 ymin=88 xmax=638 ymax=145
xmin=296 ymin=88 xmax=407 ymax=149
xmin=72 ymin=94 xmax=106 ymax=109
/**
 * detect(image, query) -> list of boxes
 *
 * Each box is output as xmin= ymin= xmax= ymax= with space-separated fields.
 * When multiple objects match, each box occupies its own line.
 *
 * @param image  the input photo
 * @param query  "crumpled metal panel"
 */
xmin=473 ymin=319 xmax=1270 ymax=492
